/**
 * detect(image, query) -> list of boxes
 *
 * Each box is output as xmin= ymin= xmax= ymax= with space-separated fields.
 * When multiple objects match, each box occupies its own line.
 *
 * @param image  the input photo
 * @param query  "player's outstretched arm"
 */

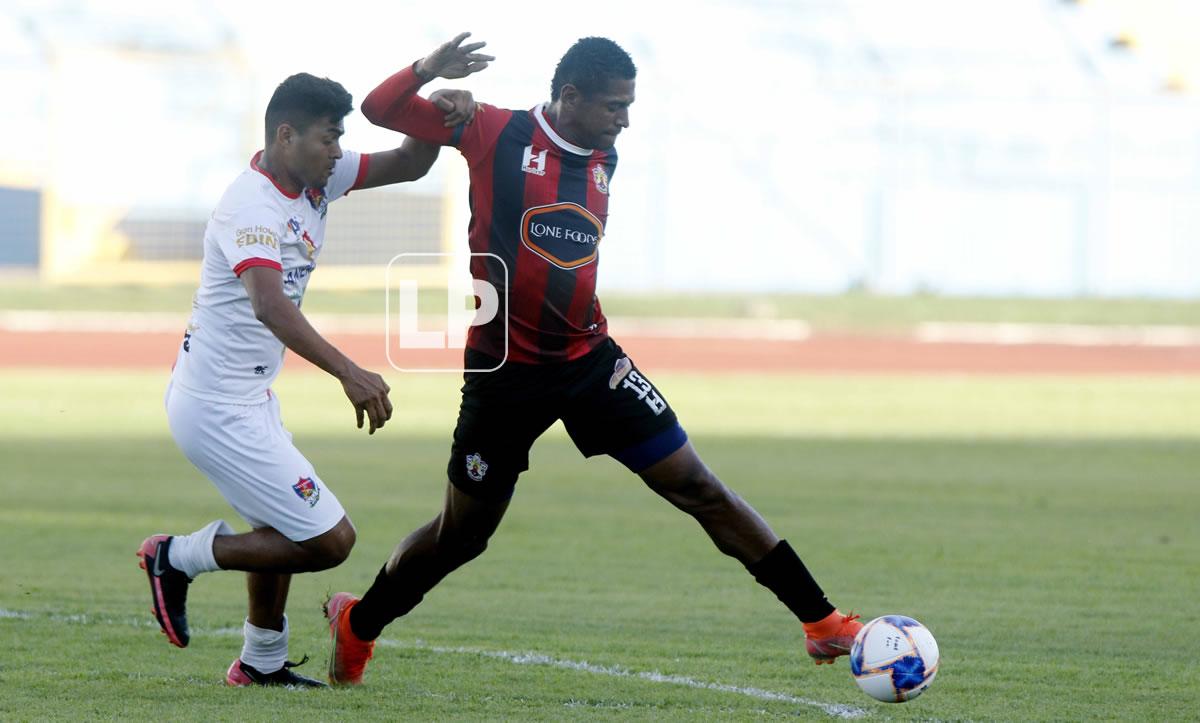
xmin=361 ymin=33 xmax=493 ymax=144
xmin=241 ymin=266 xmax=393 ymax=434
xmin=355 ymin=90 xmax=477 ymax=190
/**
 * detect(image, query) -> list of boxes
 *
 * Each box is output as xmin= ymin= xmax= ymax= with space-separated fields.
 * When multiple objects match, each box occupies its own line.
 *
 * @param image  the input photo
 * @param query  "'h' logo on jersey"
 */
xmin=521 ymin=145 xmax=548 ymax=176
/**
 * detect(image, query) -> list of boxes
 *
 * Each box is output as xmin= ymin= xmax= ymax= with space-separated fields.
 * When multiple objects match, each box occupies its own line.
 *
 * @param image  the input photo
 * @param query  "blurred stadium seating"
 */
xmin=2 ymin=0 xmax=1197 ymax=296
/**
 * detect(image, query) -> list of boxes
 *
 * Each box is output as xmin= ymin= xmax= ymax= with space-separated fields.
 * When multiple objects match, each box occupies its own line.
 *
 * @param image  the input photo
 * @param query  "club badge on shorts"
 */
xmin=465 ymin=453 xmax=489 ymax=482
xmin=292 ymin=476 xmax=320 ymax=507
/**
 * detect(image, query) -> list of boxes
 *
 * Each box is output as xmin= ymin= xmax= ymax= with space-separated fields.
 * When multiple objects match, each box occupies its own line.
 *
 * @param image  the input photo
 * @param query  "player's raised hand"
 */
xmin=416 ymin=32 xmax=494 ymax=80
xmin=430 ymin=89 xmax=479 ymax=127
xmin=339 ymin=363 xmax=393 ymax=435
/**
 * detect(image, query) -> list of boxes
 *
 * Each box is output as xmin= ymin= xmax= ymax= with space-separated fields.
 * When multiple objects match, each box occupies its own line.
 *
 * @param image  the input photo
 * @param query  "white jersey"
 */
xmin=171 ymin=150 xmax=368 ymax=404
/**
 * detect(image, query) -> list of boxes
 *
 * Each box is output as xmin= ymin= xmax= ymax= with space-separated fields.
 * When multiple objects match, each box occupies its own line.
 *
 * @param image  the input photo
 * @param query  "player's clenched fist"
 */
xmin=339 ymin=364 xmax=393 ymax=434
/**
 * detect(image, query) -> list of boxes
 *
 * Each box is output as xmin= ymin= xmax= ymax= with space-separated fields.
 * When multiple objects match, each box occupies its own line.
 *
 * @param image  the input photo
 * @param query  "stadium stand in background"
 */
xmin=2 ymin=0 xmax=1198 ymax=296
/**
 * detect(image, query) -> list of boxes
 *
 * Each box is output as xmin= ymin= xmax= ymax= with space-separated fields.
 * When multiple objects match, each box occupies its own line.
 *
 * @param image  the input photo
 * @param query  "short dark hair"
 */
xmin=550 ymin=37 xmax=637 ymax=101
xmin=264 ymin=73 xmax=353 ymax=146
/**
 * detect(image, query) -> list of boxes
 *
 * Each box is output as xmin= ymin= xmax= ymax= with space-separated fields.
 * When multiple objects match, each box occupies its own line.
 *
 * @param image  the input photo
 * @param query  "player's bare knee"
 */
xmin=459 ymin=534 xmax=489 ymax=563
xmin=303 ymin=520 xmax=356 ymax=570
xmin=435 ymin=527 xmax=489 ymax=567
xmin=674 ymin=471 xmax=736 ymax=515
xmin=328 ymin=523 xmax=356 ymax=564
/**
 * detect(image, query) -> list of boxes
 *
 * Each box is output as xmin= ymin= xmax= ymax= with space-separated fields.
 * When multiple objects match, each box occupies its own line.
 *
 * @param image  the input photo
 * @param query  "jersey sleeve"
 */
xmin=361 ymin=63 xmax=511 ymax=164
xmin=326 ymin=149 xmax=368 ymax=201
xmin=219 ymin=204 xmax=284 ymax=276
xmin=451 ymin=102 xmax=512 ymax=164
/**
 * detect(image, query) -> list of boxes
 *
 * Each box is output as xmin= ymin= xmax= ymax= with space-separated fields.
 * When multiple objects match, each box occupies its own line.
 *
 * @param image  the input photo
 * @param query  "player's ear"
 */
xmin=275 ymin=122 xmax=294 ymax=148
xmin=560 ymin=84 xmax=581 ymax=109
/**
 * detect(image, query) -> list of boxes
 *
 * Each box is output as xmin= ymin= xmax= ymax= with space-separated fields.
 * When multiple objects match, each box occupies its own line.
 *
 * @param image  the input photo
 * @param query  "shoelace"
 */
xmin=282 ymin=654 xmax=311 ymax=670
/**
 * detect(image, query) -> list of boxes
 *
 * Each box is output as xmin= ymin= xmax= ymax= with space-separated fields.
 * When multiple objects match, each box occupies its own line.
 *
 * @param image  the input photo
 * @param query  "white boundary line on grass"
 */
xmin=6 ymin=310 xmax=1200 ymax=347
xmin=378 ymin=639 xmax=869 ymax=719
xmin=0 ymin=607 xmax=869 ymax=719
xmin=915 ymin=322 xmax=1200 ymax=347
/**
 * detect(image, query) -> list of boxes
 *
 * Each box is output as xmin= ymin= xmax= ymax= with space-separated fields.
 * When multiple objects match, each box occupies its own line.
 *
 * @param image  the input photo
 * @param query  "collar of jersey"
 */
xmin=533 ymin=104 xmax=593 ymax=157
xmin=250 ymin=151 xmax=301 ymax=200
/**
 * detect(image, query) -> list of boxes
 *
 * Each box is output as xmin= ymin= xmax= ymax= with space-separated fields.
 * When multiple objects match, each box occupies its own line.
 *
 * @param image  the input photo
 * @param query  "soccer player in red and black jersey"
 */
xmin=324 ymin=33 xmax=863 ymax=684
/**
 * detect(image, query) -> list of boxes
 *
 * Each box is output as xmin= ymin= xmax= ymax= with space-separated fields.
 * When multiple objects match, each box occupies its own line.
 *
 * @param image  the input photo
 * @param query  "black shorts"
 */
xmin=447 ymin=338 xmax=687 ymax=501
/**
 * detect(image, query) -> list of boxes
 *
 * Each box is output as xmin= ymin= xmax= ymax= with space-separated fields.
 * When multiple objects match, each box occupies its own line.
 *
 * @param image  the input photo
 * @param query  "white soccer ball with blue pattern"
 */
xmin=849 ymin=615 xmax=939 ymax=703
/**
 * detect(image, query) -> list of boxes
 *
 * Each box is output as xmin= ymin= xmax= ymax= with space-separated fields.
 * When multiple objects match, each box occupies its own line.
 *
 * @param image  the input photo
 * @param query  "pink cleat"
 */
xmin=136 ymin=534 xmax=190 ymax=648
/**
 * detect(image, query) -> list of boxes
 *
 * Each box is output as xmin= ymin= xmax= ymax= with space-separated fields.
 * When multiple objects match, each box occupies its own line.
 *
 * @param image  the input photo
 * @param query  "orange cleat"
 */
xmin=803 ymin=610 xmax=863 ymax=665
xmin=324 ymin=592 xmax=375 ymax=685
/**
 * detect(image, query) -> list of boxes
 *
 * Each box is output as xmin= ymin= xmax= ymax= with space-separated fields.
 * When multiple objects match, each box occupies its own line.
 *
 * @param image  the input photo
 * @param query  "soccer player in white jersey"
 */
xmin=136 ymin=73 xmax=477 ymax=687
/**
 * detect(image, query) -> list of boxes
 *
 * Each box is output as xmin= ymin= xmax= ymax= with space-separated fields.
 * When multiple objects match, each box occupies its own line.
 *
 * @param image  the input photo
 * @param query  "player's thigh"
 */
xmin=446 ymin=369 xmax=558 ymax=501
xmin=166 ymin=389 xmax=346 ymax=542
xmin=561 ymin=340 xmax=688 ymax=473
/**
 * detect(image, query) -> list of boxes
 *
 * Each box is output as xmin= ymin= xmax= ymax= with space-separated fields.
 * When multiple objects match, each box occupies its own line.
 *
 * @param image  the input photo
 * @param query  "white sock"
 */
xmin=241 ymin=615 xmax=289 ymax=674
xmin=167 ymin=519 xmax=233 ymax=579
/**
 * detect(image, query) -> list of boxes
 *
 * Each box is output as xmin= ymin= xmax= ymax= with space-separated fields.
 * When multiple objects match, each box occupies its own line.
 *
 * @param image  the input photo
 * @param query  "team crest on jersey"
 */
xmin=465 ymin=453 xmax=489 ymax=482
xmin=301 ymin=230 xmax=317 ymax=259
xmin=304 ymin=186 xmax=328 ymax=218
xmin=292 ymin=477 xmax=320 ymax=507
xmin=592 ymin=165 xmax=609 ymax=195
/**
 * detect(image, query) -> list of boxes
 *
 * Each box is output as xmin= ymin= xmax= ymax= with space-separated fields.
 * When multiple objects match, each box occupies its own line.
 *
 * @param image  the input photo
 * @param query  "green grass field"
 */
xmin=2 ymin=370 xmax=1198 ymax=720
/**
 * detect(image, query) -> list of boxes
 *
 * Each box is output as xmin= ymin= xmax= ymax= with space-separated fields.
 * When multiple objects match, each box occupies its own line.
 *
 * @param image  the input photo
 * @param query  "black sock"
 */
xmin=348 ymin=564 xmax=425 ymax=641
xmin=745 ymin=539 xmax=835 ymax=623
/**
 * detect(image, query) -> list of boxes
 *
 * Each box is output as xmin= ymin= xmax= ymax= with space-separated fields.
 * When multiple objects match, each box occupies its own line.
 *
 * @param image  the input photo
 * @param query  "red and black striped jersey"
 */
xmin=363 ymin=66 xmax=616 ymax=364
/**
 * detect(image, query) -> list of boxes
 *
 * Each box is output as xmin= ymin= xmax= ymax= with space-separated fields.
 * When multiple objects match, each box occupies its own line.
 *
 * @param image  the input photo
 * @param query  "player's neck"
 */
xmin=257 ymin=148 xmax=304 ymax=196
xmin=543 ymin=103 xmax=590 ymax=150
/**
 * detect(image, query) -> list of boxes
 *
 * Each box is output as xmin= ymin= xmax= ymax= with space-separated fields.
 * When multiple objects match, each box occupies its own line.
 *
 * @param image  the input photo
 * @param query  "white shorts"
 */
xmin=165 ymin=382 xmax=346 ymax=542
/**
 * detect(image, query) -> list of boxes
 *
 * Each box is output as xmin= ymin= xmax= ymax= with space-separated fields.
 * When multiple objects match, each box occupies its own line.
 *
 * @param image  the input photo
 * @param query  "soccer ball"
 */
xmin=849 ymin=615 xmax=939 ymax=703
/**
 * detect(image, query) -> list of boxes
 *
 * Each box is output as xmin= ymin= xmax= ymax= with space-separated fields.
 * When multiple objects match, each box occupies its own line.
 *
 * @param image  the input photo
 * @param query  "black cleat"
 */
xmin=136 ymin=534 xmax=191 ymax=648
xmin=226 ymin=655 xmax=329 ymax=688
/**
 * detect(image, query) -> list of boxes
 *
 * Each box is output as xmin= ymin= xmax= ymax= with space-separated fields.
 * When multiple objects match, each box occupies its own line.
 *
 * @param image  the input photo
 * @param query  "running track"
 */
xmin=3 ymin=328 xmax=1198 ymax=373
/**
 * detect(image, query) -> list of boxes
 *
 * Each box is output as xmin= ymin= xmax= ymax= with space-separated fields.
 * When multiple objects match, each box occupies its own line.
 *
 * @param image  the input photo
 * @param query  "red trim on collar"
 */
xmin=251 ymin=151 xmax=301 ymax=199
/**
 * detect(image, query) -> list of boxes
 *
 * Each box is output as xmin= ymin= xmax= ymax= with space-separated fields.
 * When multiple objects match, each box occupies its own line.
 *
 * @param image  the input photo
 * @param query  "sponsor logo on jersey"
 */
xmin=592 ymin=165 xmax=609 ymax=195
xmin=520 ymin=202 xmax=604 ymax=270
xmin=235 ymin=226 xmax=279 ymax=249
xmin=287 ymin=217 xmax=301 ymax=235
xmin=305 ymin=186 xmax=328 ymax=218
xmin=181 ymin=322 xmax=198 ymax=353
xmin=292 ymin=476 xmax=320 ymax=507
xmin=254 ymin=365 xmax=268 ymax=375
xmin=521 ymin=145 xmax=548 ymax=176
xmin=465 ymin=453 xmax=489 ymax=482
xmin=284 ymin=262 xmax=316 ymax=286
